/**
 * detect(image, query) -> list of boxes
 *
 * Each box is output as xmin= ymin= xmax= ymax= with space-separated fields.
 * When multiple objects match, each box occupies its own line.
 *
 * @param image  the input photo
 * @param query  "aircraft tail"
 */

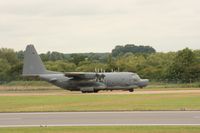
xmin=23 ymin=45 xmax=57 ymax=76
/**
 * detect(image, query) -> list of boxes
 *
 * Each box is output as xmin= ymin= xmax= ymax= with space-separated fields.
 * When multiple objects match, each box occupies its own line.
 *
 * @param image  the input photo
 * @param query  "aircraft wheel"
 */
xmin=94 ymin=90 xmax=99 ymax=93
xmin=129 ymin=89 xmax=134 ymax=92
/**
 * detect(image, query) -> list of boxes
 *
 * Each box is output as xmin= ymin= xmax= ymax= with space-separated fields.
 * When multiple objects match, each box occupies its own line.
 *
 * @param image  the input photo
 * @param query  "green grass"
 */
xmin=0 ymin=93 xmax=200 ymax=112
xmin=0 ymin=126 xmax=200 ymax=133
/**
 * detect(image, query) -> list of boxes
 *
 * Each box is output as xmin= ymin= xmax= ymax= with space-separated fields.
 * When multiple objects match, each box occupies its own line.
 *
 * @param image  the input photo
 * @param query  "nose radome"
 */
xmin=139 ymin=79 xmax=149 ymax=88
xmin=144 ymin=79 xmax=149 ymax=83
xmin=143 ymin=79 xmax=149 ymax=85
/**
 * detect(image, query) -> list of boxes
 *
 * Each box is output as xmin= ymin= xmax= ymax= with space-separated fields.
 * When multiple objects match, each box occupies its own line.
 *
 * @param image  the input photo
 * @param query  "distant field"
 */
xmin=0 ymin=126 xmax=200 ymax=133
xmin=0 ymin=92 xmax=200 ymax=112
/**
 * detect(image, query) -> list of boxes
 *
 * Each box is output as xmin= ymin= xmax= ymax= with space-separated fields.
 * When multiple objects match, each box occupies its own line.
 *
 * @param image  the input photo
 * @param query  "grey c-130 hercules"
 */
xmin=23 ymin=45 xmax=149 ymax=93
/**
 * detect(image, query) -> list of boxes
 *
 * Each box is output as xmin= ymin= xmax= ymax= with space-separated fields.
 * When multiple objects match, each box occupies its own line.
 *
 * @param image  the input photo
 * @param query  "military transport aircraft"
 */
xmin=23 ymin=45 xmax=149 ymax=93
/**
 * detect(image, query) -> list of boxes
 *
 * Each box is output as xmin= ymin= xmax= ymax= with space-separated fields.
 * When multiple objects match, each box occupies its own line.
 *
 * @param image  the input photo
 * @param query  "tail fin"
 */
xmin=23 ymin=45 xmax=51 ymax=76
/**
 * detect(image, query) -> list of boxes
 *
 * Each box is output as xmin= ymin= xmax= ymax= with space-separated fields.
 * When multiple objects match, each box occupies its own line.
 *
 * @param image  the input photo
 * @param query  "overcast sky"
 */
xmin=0 ymin=0 xmax=200 ymax=53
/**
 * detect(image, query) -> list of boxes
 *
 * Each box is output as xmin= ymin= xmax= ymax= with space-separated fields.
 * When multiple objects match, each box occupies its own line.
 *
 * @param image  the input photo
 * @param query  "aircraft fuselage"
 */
xmin=40 ymin=72 xmax=149 ymax=93
xmin=23 ymin=45 xmax=149 ymax=93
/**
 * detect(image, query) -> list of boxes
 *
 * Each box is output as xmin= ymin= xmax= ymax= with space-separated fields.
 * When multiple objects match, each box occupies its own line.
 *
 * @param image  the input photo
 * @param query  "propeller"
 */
xmin=95 ymin=68 xmax=105 ymax=82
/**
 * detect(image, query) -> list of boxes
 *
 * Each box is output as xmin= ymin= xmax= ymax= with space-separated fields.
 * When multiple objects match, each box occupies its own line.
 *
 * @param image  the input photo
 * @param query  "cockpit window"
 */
xmin=135 ymin=74 xmax=140 ymax=80
xmin=132 ymin=74 xmax=140 ymax=82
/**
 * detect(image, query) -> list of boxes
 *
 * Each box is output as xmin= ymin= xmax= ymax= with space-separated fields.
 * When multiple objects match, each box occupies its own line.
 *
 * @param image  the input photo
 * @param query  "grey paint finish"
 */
xmin=0 ymin=111 xmax=200 ymax=127
xmin=23 ymin=45 xmax=61 ymax=76
xmin=23 ymin=45 xmax=149 ymax=93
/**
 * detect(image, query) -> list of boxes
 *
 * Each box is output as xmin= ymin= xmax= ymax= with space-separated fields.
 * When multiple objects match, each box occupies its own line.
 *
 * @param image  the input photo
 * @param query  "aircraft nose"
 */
xmin=138 ymin=79 xmax=149 ymax=88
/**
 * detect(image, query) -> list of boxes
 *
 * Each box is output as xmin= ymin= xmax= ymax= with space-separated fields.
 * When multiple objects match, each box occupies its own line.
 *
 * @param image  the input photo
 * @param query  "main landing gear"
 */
xmin=129 ymin=89 xmax=134 ymax=92
xmin=81 ymin=90 xmax=99 ymax=93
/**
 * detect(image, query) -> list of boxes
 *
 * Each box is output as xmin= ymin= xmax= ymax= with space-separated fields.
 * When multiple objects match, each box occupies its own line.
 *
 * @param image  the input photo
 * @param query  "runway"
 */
xmin=0 ymin=111 xmax=200 ymax=127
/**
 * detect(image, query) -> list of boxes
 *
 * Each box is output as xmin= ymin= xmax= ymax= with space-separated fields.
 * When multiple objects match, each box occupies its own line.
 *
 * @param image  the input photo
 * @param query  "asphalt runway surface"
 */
xmin=0 ymin=111 xmax=200 ymax=127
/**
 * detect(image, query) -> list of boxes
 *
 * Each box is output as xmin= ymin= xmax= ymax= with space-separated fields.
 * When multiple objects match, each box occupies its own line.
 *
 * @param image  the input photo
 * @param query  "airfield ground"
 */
xmin=0 ymin=84 xmax=199 ymax=112
xmin=0 ymin=82 xmax=199 ymax=132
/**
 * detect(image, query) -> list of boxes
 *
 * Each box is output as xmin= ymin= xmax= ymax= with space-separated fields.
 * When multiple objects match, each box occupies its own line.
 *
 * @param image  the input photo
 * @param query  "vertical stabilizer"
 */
xmin=23 ymin=45 xmax=47 ymax=76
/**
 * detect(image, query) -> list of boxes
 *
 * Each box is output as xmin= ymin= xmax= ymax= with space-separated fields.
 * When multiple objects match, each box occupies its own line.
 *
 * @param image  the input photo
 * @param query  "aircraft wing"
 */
xmin=64 ymin=72 xmax=97 ymax=80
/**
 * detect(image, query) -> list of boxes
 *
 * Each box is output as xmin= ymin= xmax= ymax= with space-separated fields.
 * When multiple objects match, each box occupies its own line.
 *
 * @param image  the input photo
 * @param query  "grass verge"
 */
xmin=0 ymin=126 xmax=200 ymax=133
xmin=0 ymin=93 xmax=200 ymax=112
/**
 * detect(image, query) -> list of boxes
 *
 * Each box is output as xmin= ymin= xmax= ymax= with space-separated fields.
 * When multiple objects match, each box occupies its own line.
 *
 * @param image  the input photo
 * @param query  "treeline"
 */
xmin=0 ymin=44 xmax=199 ymax=83
xmin=112 ymin=44 xmax=156 ymax=57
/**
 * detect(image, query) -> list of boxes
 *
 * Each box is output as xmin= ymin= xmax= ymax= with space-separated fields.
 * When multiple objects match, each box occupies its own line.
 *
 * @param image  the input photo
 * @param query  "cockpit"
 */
xmin=132 ymin=73 xmax=141 ymax=82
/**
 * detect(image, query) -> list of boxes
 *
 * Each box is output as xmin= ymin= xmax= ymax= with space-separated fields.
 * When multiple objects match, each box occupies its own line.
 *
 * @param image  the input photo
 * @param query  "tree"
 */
xmin=0 ymin=48 xmax=19 ymax=65
xmin=76 ymin=61 xmax=107 ymax=72
xmin=45 ymin=60 xmax=76 ymax=72
xmin=141 ymin=52 xmax=176 ymax=81
xmin=70 ymin=54 xmax=87 ymax=65
xmin=0 ymin=59 xmax=11 ymax=82
xmin=40 ymin=51 xmax=65 ymax=61
xmin=115 ymin=54 xmax=146 ymax=73
xmin=112 ymin=44 xmax=156 ymax=57
xmin=167 ymin=48 xmax=197 ymax=83
xmin=0 ymin=48 xmax=20 ymax=83
xmin=107 ymin=54 xmax=117 ymax=71
xmin=16 ymin=50 xmax=24 ymax=61
xmin=7 ymin=62 xmax=23 ymax=81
